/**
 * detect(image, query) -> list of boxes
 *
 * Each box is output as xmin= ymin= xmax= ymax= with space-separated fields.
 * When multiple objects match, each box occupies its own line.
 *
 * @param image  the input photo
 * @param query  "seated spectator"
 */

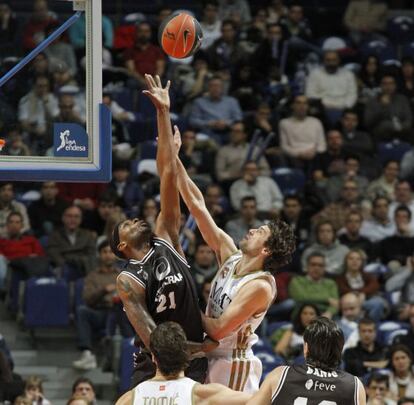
xmin=336 ymin=249 xmax=387 ymax=322
xmin=200 ymin=0 xmax=222 ymax=50
xmin=393 ymin=305 xmax=414 ymax=356
xmin=44 ymin=22 xmax=77 ymax=77
xmin=24 ymin=376 xmax=50 ymax=405
xmin=229 ymin=161 xmax=283 ymax=217
xmin=389 ymin=181 xmax=414 ymax=230
xmin=225 ymin=196 xmax=264 ymax=245
xmin=82 ymin=192 xmax=118 ymax=236
xmin=325 ymin=155 xmax=369 ymax=203
xmin=3 ymin=126 xmax=31 ymax=157
xmin=69 ymin=12 xmax=113 ymax=51
xmin=267 ymin=271 xmax=294 ymax=321
xmin=400 ymin=57 xmax=414 ymax=109
xmin=139 ymin=197 xmax=159 ymax=231
xmin=66 ymin=396 xmax=89 ymax=405
xmin=73 ymin=241 xmax=131 ymax=370
xmin=339 ymin=109 xmax=377 ymax=178
xmin=273 ymin=303 xmax=319 ymax=361
xmin=243 ymin=102 xmax=278 ymax=141
xmin=218 ymin=0 xmax=251 ymax=26
xmin=379 ymin=206 xmax=414 ymax=266
xmin=57 ymin=182 xmax=107 ymax=211
xmin=71 ymin=378 xmax=96 ymax=404
xmin=344 ymin=0 xmax=388 ymax=45
xmin=0 ymin=212 xmax=46 ymax=285
xmin=289 ymin=252 xmax=339 ymax=318
xmin=357 ymin=56 xmax=381 ymax=104
xmin=343 ymin=318 xmax=389 ymax=377
xmin=366 ymin=373 xmax=397 ymax=405
xmin=280 ymin=194 xmax=311 ymax=250
xmin=0 ymin=183 xmax=30 ymax=238
xmin=361 ymin=196 xmax=395 ymax=243
xmin=388 ymin=345 xmax=414 ymax=402
xmin=339 ymin=211 xmax=374 ymax=259
xmin=0 ymin=1 xmax=19 ymax=56
xmin=207 ymin=18 xmax=245 ymax=73
xmin=22 ymin=0 xmax=57 ymax=51
xmin=47 ymin=205 xmax=96 ymax=276
xmin=364 ymin=74 xmax=412 ymax=143
xmin=302 ymin=220 xmax=349 ymax=276
xmin=306 ymin=51 xmax=357 ymax=125
xmin=191 ymin=242 xmax=218 ymax=293
xmin=279 ymin=94 xmax=326 ymax=167
xmin=107 ymin=161 xmax=143 ymax=217
xmin=215 ymin=121 xmax=270 ymax=185
xmin=28 ymin=182 xmax=69 ymax=237
xmin=336 ymin=292 xmax=364 ymax=350
xmin=266 ymin=0 xmax=287 ymax=23
xmin=17 ymin=75 xmax=59 ymax=152
xmin=204 ymin=183 xmax=228 ymax=228
xmin=313 ymin=130 xmax=347 ymax=182
xmin=123 ymin=21 xmax=165 ymax=88
xmin=189 ymin=76 xmax=243 ymax=142
xmin=0 ymin=341 xmax=24 ymax=403
xmin=368 ymin=160 xmax=400 ymax=201
xmin=401 ymin=146 xmax=414 ymax=181
xmin=312 ymin=180 xmax=362 ymax=232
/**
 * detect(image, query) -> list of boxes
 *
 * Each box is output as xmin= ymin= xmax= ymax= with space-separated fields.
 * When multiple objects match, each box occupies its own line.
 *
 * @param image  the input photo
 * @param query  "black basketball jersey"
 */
xmin=272 ymin=364 xmax=359 ymax=405
xmin=120 ymin=236 xmax=204 ymax=343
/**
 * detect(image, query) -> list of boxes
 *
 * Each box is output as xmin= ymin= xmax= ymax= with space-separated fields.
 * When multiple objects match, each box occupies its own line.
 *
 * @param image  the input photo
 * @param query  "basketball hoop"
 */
xmin=0 ymin=139 xmax=6 ymax=152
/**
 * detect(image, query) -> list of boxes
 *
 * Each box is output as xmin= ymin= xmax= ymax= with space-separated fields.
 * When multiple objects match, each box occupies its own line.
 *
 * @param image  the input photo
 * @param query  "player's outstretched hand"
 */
xmin=173 ymin=125 xmax=182 ymax=155
xmin=142 ymin=74 xmax=171 ymax=110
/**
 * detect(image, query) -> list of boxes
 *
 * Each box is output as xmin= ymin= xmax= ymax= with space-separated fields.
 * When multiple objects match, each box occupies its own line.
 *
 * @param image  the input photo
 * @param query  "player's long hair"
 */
xmin=303 ymin=317 xmax=344 ymax=371
xmin=263 ymin=218 xmax=296 ymax=272
xmin=150 ymin=322 xmax=190 ymax=378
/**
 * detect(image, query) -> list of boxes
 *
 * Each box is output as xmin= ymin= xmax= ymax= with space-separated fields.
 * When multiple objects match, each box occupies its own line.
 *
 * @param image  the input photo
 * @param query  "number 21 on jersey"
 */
xmin=156 ymin=292 xmax=176 ymax=313
xmin=294 ymin=399 xmax=337 ymax=405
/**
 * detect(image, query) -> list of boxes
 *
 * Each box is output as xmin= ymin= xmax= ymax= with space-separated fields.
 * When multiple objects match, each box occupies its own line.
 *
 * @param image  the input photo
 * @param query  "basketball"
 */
xmin=159 ymin=12 xmax=203 ymax=59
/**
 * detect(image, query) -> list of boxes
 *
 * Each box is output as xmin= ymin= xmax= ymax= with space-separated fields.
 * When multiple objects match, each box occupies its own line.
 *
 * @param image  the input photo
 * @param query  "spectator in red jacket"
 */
xmin=22 ymin=0 xmax=57 ymax=51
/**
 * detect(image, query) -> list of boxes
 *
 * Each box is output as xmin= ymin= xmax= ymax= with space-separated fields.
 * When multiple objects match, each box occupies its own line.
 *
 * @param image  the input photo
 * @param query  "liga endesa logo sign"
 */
xmin=54 ymin=123 xmax=88 ymax=157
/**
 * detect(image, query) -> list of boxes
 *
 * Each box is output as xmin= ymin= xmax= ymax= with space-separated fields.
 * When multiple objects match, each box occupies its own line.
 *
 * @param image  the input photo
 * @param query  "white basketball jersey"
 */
xmin=132 ymin=377 xmax=197 ymax=405
xmin=206 ymin=251 xmax=277 ymax=355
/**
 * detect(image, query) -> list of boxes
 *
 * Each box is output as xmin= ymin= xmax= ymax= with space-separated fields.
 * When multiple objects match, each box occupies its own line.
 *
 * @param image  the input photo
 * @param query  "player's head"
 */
xmin=110 ymin=218 xmax=153 ymax=260
xmin=239 ymin=218 xmax=295 ymax=272
xmin=150 ymin=322 xmax=189 ymax=378
xmin=303 ymin=317 xmax=344 ymax=371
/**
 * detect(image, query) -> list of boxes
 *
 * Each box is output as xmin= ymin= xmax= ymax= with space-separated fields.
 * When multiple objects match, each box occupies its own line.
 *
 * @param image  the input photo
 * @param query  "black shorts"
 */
xmin=130 ymin=350 xmax=208 ymax=388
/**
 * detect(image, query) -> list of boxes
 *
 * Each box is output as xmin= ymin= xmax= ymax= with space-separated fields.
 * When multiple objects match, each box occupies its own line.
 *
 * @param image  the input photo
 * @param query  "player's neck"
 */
xmin=130 ymin=244 xmax=151 ymax=261
xmin=153 ymin=370 xmax=185 ymax=381
xmin=236 ymin=254 xmax=264 ymax=276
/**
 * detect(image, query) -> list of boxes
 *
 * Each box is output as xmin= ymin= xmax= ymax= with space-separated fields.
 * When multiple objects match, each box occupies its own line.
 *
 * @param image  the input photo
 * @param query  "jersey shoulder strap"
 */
xmin=271 ymin=366 xmax=290 ymax=402
xmin=153 ymin=236 xmax=190 ymax=268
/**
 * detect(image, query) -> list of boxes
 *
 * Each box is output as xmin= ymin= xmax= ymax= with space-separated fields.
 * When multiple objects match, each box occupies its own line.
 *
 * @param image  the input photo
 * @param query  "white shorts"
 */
xmin=206 ymin=352 xmax=262 ymax=394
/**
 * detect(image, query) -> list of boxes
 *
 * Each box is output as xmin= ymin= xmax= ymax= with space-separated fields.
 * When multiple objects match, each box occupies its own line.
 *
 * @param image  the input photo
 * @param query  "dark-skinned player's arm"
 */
xmin=173 ymin=127 xmax=237 ymax=266
xmin=117 ymin=273 xmax=156 ymax=350
xmin=202 ymin=278 xmax=273 ymax=340
xmin=142 ymin=74 xmax=183 ymax=256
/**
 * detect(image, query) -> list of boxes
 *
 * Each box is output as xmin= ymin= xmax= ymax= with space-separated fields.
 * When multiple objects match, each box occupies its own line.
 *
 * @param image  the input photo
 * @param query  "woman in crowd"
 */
xmin=388 ymin=344 xmax=414 ymax=401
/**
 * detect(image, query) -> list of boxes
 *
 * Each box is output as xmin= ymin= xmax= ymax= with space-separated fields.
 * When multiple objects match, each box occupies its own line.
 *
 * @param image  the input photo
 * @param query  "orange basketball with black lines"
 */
xmin=159 ymin=12 xmax=203 ymax=59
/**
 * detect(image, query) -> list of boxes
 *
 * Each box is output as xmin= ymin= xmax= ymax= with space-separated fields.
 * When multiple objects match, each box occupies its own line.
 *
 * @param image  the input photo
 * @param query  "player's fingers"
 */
xmin=144 ymin=74 xmax=153 ymax=89
xmin=145 ymin=74 xmax=156 ymax=89
xmin=165 ymin=80 xmax=171 ymax=91
xmin=155 ymin=75 xmax=162 ymax=87
xmin=174 ymin=125 xmax=180 ymax=134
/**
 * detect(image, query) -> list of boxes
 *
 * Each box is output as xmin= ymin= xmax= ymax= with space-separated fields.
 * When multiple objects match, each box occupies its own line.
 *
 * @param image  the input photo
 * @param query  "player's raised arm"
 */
xmin=142 ymin=74 xmax=181 ymax=251
xmin=116 ymin=272 xmax=156 ymax=349
xmin=173 ymin=126 xmax=237 ymax=265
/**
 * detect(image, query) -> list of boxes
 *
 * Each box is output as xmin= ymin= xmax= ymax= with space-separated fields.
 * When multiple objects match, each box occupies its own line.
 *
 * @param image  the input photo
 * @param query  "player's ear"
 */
xmin=261 ymin=246 xmax=271 ymax=257
xmin=117 ymin=241 xmax=127 ymax=252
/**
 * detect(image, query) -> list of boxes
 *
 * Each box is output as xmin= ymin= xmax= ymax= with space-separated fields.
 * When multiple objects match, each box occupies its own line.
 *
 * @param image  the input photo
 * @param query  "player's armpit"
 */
xmin=116 ymin=273 xmax=156 ymax=350
xmin=115 ymin=390 xmax=132 ymax=405
xmin=194 ymin=383 xmax=252 ymax=405
xmin=202 ymin=279 xmax=273 ymax=341
xmin=246 ymin=366 xmax=286 ymax=405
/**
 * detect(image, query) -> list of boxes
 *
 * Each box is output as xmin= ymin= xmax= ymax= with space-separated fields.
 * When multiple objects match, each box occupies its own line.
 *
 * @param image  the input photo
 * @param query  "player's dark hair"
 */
xmin=150 ymin=322 xmax=189 ymax=378
xmin=367 ymin=372 xmax=389 ymax=388
xmin=303 ymin=317 xmax=344 ymax=371
xmin=389 ymin=344 xmax=413 ymax=372
xmin=71 ymin=377 xmax=96 ymax=394
xmin=263 ymin=218 xmax=296 ymax=272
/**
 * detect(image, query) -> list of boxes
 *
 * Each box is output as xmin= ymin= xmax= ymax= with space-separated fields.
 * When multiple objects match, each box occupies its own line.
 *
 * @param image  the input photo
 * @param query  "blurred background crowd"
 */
xmin=2 ymin=0 xmax=414 ymax=404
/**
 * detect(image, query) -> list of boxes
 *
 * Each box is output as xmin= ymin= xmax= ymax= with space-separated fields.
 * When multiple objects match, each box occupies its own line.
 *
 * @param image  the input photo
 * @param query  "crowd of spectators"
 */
xmin=2 ymin=0 xmax=414 ymax=403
